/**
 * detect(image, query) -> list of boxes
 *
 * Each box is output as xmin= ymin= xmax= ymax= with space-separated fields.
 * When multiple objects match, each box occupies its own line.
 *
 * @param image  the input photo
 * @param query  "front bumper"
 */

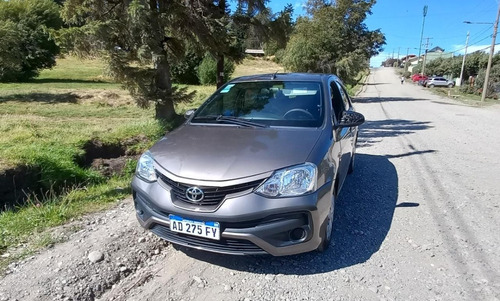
xmin=132 ymin=175 xmax=332 ymax=256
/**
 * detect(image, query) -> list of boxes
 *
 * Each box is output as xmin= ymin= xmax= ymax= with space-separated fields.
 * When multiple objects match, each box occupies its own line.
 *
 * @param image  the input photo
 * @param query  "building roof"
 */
xmin=428 ymin=46 xmax=445 ymax=53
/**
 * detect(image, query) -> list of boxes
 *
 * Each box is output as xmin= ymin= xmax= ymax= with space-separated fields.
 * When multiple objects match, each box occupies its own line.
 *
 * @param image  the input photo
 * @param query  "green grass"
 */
xmin=423 ymin=86 xmax=500 ymax=106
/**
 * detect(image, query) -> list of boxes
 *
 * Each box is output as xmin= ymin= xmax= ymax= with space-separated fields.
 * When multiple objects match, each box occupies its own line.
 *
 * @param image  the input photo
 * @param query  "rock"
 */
xmin=119 ymin=266 xmax=128 ymax=272
xmin=193 ymin=276 xmax=203 ymax=284
xmin=138 ymin=237 xmax=146 ymax=243
xmin=224 ymin=284 xmax=232 ymax=291
xmin=88 ymin=251 xmax=104 ymax=263
xmin=368 ymin=286 xmax=378 ymax=293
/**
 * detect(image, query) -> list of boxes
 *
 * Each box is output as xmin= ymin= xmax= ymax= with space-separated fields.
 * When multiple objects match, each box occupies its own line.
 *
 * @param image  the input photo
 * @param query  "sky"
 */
xmin=259 ymin=0 xmax=500 ymax=67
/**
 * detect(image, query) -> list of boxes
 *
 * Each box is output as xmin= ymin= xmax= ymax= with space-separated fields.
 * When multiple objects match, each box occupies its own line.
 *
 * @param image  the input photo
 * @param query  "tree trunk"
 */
xmin=155 ymin=100 xmax=176 ymax=120
xmin=216 ymin=54 xmax=224 ymax=88
xmin=216 ymin=0 xmax=226 ymax=89
xmin=154 ymin=53 xmax=177 ymax=120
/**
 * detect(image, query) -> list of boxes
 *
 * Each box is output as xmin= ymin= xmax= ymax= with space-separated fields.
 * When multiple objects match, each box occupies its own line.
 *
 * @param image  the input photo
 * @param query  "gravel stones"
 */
xmin=88 ymin=251 xmax=104 ymax=263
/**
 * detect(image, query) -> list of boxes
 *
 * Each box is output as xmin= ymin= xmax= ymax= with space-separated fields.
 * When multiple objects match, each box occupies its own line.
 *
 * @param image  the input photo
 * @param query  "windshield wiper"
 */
xmin=193 ymin=115 xmax=268 ymax=128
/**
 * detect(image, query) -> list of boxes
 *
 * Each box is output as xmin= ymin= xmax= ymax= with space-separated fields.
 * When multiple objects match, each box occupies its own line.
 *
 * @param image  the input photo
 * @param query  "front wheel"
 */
xmin=428 ymin=84 xmax=434 ymax=88
xmin=448 ymin=83 xmax=454 ymax=88
xmin=317 ymin=193 xmax=336 ymax=252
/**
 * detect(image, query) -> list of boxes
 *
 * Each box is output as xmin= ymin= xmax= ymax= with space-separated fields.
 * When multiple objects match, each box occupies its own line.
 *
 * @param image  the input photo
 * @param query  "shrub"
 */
xmin=0 ymin=0 xmax=62 ymax=82
xmin=197 ymin=54 xmax=235 ymax=85
xmin=170 ymin=51 xmax=203 ymax=85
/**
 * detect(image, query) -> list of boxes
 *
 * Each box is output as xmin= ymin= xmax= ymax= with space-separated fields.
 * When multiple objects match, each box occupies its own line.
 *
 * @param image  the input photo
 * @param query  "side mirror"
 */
xmin=338 ymin=111 xmax=365 ymax=127
xmin=184 ymin=109 xmax=196 ymax=120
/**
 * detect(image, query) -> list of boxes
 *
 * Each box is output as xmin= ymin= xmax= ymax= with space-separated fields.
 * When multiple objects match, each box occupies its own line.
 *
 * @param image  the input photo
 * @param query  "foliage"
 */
xmin=0 ymin=0 xmax=62 ymax=81
xmin=424 ymin=57 xmax=461 ymax=78
xmin=281 ymin=0 xmax=385 ymax=85
xmin=263 ymin=4 xmax=295 ymax=56
xmin=60 ymin=0 xmax=264 ymax=119
xmin=381 ymin=58 xmax=399 ymax=67
xmin=198 ymin=55 xmax=235 ymax=85
xmin=475 ymin=64 xmax=500 ymax=98
xmin=170 ymin=49 xmax=204 ymax=85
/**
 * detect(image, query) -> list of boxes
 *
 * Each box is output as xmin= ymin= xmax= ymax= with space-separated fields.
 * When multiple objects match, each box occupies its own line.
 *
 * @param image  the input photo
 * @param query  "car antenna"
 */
xmin=271 ymin=71 xmax=278 ymax=80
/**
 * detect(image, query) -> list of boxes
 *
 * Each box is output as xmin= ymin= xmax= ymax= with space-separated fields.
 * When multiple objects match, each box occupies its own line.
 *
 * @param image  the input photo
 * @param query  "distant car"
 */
xmin=411 ymin=74 xmax=428 ymax=83
xmin=423 ymin=77 xmax=455 ymax=88
xmin=132 ymin=73 xmax=365 ymax=256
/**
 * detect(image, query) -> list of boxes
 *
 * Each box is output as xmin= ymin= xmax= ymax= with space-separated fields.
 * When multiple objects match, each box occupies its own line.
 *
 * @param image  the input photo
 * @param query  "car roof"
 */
xmin=229 ymin=73 xmax=339 ymax=85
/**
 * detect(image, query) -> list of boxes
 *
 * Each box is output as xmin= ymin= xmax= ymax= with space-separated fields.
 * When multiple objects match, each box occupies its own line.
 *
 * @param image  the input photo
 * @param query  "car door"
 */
xmin=329 ymin=80 xmax=354 ymax=189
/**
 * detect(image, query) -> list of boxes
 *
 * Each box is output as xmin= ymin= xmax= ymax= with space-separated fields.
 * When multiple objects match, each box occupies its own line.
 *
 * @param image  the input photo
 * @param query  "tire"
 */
xmin=428 ymin=84 xmax=434 ymax=88
xmin=317 ymin=193 xmax=336 ymax=252
xmin=448 ymin=83 xmax=454 ymax=88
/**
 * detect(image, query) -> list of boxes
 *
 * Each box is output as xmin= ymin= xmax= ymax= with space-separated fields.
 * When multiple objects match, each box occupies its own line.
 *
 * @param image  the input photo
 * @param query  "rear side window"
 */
xmin=329 ymin=81 xmax=345 ymax=122
xmin=336 ymin=82 xmax=351 ymax=111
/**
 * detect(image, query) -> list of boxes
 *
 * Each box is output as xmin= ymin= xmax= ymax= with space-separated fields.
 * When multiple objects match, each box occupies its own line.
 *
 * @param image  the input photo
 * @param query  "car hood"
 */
xmin=149 ymin=124 xmax=322 ymax=181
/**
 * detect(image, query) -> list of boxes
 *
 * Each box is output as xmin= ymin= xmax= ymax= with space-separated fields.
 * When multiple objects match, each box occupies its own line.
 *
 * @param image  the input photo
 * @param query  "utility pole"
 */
xmin=404 ymin=48 xmax=409 ymax=72
xmin=421 ymin=37 xmax=432 ymax=76
xmin=418 ymin=5 xmax=428 ymax=64
xmin=481 ymin=4 xmax=500 ymax=102
xmin=459 ymin=31 xmax=470 ymax=87
xmin=397 ymin=47 xmax=400 ymax=67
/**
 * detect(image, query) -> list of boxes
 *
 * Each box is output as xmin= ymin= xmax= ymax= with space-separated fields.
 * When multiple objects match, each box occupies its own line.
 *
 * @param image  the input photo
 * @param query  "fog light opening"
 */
xmin=289 ymin=227 xmax=307 ymax=242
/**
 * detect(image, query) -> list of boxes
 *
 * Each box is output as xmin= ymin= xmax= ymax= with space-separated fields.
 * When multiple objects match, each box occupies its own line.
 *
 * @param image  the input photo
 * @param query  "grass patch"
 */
xmin=425 ymin=86 xmax=500 ymax=106
xmin=232 ymin=57 xmax=284 ymax=78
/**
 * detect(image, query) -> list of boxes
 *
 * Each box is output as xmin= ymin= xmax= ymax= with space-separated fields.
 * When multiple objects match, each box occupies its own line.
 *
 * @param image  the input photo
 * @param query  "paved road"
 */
xmin=1 ymin=67 xmax=499 ymax=301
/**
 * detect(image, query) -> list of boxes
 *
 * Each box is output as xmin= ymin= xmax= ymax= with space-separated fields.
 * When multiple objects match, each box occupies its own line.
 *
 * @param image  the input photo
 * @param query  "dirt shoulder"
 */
xmin=0 ymin=198 xmax=167 ymax=301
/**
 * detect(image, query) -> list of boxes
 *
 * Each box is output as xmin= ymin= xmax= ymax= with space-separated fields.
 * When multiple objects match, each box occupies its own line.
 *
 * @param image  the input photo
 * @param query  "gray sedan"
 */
xmin=424 ymin=77 xmax=455 ymax=88
xmin=132 ymin=73 xmax=364 ymax=256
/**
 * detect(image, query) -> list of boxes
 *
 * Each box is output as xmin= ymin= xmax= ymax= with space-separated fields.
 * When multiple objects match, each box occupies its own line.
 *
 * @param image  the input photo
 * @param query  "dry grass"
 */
xmin=232 ymin=57 xmax=285 ymax=78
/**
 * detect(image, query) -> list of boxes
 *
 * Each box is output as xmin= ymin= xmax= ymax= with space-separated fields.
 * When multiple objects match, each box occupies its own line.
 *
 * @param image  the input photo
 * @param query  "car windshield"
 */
xmin=192 ymin=81 xmax=324 ymax=127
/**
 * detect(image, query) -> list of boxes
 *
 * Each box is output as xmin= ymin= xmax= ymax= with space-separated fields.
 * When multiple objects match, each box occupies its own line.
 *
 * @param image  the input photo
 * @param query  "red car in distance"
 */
xmin=411 ymin=74 xmax=428 ymax=82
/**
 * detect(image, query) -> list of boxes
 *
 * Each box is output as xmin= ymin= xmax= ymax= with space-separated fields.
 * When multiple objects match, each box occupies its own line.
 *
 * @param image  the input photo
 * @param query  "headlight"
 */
xmin=136 ymin=151 xmax=157 ymax=182
xmin=256 ymin=163 xmax=317 ymax=197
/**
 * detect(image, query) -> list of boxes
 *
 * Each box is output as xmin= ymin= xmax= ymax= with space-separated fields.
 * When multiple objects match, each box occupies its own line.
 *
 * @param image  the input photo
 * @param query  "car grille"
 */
xmin=151 ymin=224 xmax=266 ymax=255
xmin=155 ymin=171 xmax=263 ymax=207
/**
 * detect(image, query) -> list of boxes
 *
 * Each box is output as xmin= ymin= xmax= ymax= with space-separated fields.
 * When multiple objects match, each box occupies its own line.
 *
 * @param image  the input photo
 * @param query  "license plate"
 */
xmin=169 ymin=215 xmax=220 ymax=240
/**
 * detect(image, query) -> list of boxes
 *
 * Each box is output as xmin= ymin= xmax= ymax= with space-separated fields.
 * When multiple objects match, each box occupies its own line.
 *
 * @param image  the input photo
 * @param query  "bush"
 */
xmin=197 ymin=54 xmax=235 ymax=85
xmin=170 ymin=51 xmax=203 ymax=85
xmin=273 ymin=49 xmax=285 ymax=64
xmin=459 ymin=85 xmax=480 ymax=95
xmin=0 ymin=0 xmax=62 ymax=82
xmin=475 ymin=65 xmax=500 ymax=98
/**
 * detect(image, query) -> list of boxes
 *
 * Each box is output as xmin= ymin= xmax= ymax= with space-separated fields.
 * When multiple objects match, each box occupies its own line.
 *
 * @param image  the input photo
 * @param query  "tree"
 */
xmin=198 ymin=54 xmax=235 ymax=85
xmin=0 ymin=0 xmax=62 ymax=82
xmin=264 ymin=4 xmax=295 ymax=56
xmin=281 ymin=0 xmax=385 ymax=84
xmin=61 ymin=0 xmax=267 ymax=120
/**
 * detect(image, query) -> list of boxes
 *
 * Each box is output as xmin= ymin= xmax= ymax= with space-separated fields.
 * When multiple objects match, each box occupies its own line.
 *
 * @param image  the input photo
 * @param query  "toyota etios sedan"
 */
xmin=132 ymin=73 xmax=364 ymax=256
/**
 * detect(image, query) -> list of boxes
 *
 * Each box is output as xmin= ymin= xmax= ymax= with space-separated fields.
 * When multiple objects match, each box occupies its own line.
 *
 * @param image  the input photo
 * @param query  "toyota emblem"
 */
xmin=186 ymin=187 xmax=204 ymax=202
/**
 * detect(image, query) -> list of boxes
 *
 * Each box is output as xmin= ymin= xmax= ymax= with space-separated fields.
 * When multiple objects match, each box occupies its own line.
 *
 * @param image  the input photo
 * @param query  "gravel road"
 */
xmin=1 ymin=67 xmax=499 ymax=301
